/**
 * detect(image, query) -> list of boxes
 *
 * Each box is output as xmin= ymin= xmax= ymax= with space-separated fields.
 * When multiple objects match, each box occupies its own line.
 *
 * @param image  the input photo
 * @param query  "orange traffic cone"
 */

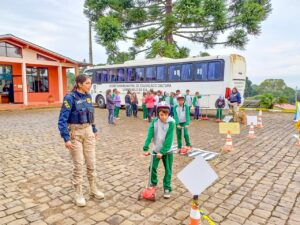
xmin=257 ymin=110 xmax=264 ymax=128
xmin=248 ymin=123 xmax=256 ymax=139
xmin=223 ymin=130 xmax=234 ymax=152
xmin=188 ymin=199 xmax=201 ymax=225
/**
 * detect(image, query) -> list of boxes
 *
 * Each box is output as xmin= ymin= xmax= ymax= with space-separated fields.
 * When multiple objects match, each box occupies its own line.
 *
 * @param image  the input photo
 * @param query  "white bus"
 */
xmin=84 ymin=54 xmax=246 ymax=109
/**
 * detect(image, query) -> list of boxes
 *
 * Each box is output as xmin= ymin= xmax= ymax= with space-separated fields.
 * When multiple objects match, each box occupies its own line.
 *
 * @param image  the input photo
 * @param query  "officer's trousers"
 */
xmin=229 ymin=102 xmax=239 ymax=122
xmin=150 ymin=152 xmax=173 ymax=192
xmin=69 ymin=124 xmax=96 ymax=186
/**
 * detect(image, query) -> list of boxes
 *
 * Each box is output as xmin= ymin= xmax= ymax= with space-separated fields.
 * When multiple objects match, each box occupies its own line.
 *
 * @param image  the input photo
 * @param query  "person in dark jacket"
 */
xmin=58 ymin=74 xmax=104 ymax=207
xmin=106 ymin=89 xmax=115 ymax=125
xmin=125 ymin=90 xmax=132 ymax=117
xmin=227 ymin=87 xmax=241 ymax=122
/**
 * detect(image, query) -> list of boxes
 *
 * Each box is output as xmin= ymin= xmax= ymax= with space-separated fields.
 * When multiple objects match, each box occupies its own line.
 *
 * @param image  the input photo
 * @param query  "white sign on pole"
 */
xmin=247 ymin=116 xmax=258 ymax=126
xmin=223 ymin=116 xmax=232 ymax=123
xmin=177 ymin=155 xmax=218 ymax=196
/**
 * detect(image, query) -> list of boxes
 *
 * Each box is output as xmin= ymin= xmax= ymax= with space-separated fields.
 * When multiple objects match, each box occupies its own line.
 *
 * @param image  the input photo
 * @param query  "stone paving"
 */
xmin=0 ymin=108 xmax=299 ymax=225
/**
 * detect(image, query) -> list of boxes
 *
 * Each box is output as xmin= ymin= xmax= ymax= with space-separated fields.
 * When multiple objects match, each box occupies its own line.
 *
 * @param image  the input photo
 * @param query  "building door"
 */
xmin=13 ymin=75 xmax=23 ymax=103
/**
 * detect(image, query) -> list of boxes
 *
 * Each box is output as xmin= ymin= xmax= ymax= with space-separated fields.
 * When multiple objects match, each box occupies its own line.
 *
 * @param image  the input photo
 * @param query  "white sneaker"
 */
xmin=163 ymin=190 xmax=171 ymax=199
xmin=89 ymin=181 xmax=105 ymax=199
xmin=74 ymin=185 xmax=86 ymax=207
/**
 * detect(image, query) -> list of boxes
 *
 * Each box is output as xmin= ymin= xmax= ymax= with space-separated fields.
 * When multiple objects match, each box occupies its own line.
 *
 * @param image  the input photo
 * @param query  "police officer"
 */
xmin=58 ymin=74 xmax=104 ymax=207
xmin=228 ymin=87 xmax=242 ymax=122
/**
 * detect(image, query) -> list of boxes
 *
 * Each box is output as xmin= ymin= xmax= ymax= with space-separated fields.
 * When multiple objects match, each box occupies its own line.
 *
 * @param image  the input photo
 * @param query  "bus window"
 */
xmin=169 ymin=65 xmax=181 ymax=81
xmin=136 ymin=67 xmax=145 ymax=81
xmin=146 ymin=67 xmax=156 ymax=81
xmin=93 ymin=70 xmax=101 ymax=83
xmin=117 ymin=68 xmax=125 ymax=82
xmin=109 ymin=69 xmax=117 ymax=82
xmin=101 ymin=70 xmax=108 ymax=82
xmin=157 ymin=66 xmax=166 ymax=81
xmin=195 ymin=63 xmax=208 ymax=81
xmin=181 ymin=64 xmax=193 ymax=81
xmin=127 ymin=68 xmax=136 ymax=81
xmin=208 ymin=61 xmax=222 ymax=80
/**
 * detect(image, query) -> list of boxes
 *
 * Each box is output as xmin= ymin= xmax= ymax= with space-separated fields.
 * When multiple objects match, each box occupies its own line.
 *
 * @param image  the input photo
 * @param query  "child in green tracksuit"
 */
xmin=143 ymin=102 xmax=175 ymax=199
xmin=173 ymin=94 xmax=192 ymax=154
xmin=192 ymin=92 xmax=202 ymax=120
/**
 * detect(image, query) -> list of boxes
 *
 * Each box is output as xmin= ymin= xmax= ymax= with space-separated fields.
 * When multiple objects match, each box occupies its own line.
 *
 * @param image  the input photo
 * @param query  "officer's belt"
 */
xmin=68 ymin=123 xmax=90 ymax=130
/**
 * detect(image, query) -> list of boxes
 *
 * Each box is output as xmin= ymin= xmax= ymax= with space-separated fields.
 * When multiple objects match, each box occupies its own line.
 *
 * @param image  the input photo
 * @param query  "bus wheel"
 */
xmin=96 ymin=95 xmax=105 ymax=108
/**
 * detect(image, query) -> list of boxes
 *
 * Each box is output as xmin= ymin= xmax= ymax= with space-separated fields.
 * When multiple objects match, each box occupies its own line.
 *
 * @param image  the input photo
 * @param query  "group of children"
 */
xmin=104 ymin=88 xmax=228 ymax=199
xmin=106 ymin=88 xmax=227 ymax=125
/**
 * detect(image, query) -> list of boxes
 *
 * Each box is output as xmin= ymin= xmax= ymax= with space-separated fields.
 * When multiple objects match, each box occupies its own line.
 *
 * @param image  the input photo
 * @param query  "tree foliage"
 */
xmin=84 ymin=0 xmax=271 ymax=63
xmin=259 ymin=93 xmax=276 ymax=109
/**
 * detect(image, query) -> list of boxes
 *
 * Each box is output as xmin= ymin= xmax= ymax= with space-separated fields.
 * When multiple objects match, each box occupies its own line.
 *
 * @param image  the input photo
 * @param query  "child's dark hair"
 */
xmin=106 ymin=89 xmax=112 ymax=96
xmin=72 ymin=74 xmax=90 ymax=91
xmin=158 ymin=108 xmax=170 ymax=115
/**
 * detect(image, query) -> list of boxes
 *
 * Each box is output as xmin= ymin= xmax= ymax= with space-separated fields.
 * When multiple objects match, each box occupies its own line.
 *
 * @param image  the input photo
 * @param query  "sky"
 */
xmin=0 ymin=0 xmax=299 ymax=88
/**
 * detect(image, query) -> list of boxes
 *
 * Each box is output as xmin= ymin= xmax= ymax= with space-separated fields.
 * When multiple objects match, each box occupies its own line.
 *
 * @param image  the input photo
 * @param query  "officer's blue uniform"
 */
xmin=229 ymin=92 xmax=241 ymax=104
xmin=58 ymin=90 xmax=97 ymax=142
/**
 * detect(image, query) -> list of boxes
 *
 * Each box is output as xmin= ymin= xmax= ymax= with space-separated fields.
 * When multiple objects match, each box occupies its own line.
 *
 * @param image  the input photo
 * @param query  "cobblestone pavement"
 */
xmin=0 ymin=108 xmax=299 ymax=225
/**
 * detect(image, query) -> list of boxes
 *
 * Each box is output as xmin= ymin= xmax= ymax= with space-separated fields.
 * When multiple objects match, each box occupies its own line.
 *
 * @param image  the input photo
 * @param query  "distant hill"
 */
xmin=244 ymin=78 xmax=296 ymax=104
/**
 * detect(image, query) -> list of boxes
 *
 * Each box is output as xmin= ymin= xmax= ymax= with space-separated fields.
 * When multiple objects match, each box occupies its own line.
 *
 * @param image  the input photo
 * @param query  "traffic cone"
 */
xmin=248 ymin=123 xmax=256 ymax=139
xmin=188 ymin=198 xmax=201 ymax=225
xmin=223 ymin=130 xmax=234 ymax=152
xmin=257 ymin=110 xmax=264 ymax=128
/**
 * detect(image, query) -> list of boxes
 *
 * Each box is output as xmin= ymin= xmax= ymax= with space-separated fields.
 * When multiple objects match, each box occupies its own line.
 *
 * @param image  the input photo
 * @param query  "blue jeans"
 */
xmin=108 ymin=109 xmax=114 ymax=124
xmin=125 ymin=104 xmax=131 ymax=117
xmin=194 ymin=106 xmax=200 ymax=119
xmin=132 ymin=104 xmax=138 ymax=117
xmin=170 ymin=106 xmax=174 ymax=117
xmin=147 ymin=108 xmax=154 ymax=122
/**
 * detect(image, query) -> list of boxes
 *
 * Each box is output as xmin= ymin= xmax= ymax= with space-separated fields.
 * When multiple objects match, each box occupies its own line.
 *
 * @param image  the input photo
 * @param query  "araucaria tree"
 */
xmin=84 ymin=0 xmax=271 ymax=63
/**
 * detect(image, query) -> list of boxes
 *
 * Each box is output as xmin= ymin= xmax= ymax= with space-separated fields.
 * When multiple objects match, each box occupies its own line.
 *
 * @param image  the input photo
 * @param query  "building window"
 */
xmin=0 ymin=42 xmax=22 ymax=58
xmin=27 ymin=67 xmax=49 ymax=92
xmin=0 ymin=65 xmax=12 ymax=93
xmin=37 ymin=54 xmax=55 ymax=61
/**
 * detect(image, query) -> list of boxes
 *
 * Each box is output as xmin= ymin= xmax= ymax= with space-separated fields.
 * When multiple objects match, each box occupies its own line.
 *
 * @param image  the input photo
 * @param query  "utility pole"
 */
xmin=89 ymin=20 xmax=93 ymax=65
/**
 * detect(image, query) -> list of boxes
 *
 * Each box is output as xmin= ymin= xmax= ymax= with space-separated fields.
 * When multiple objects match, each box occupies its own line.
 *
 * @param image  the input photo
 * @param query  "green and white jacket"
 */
xmin=173 ymin=104 xmax=190 ymax=126
xmin=143 ymin=117 xmax=175 ymax=154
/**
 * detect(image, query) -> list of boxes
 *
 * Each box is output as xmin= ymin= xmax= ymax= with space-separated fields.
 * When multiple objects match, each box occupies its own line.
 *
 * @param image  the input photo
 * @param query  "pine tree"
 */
xmin=84 ymin=0 xmax=271 ymax=63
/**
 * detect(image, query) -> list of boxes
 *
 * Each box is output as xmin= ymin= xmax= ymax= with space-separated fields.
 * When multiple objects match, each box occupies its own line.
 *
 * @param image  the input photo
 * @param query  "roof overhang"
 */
xmin=0 ymin=34 xmax=88 ymax=66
